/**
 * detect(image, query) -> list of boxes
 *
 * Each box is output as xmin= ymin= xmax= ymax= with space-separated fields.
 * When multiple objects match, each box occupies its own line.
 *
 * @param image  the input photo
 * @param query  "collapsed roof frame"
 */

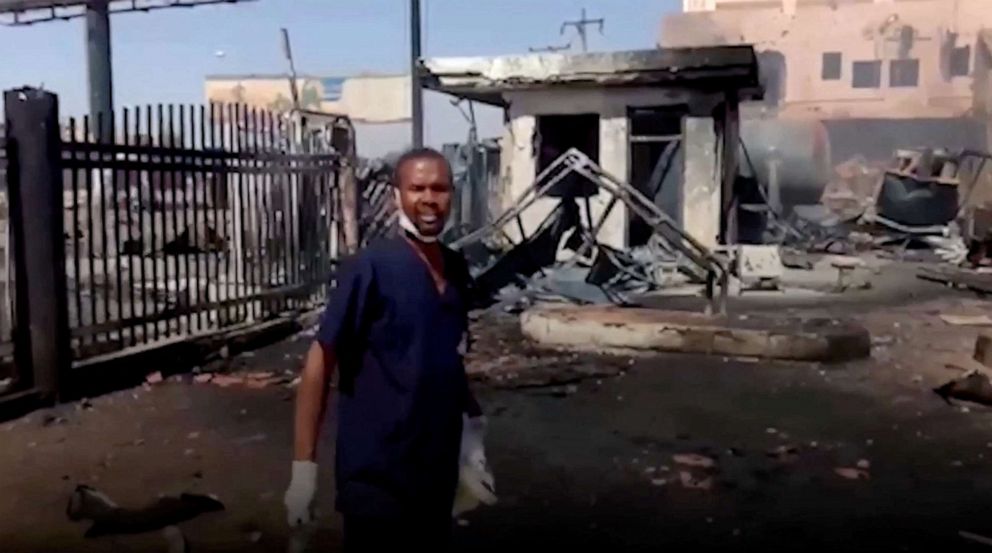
xmin=452 ymin=148 xmax=730 ymax=314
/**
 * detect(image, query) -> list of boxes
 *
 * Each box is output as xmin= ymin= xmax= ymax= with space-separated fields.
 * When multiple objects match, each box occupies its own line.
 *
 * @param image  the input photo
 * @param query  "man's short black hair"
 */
xmin=391 ymin=147 xmax=452 ymax=188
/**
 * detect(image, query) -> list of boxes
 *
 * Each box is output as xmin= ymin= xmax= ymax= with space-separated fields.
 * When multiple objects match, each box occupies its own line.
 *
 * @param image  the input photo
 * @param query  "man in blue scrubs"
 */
xmin=284 ymin=148 xmax=483 ymax=550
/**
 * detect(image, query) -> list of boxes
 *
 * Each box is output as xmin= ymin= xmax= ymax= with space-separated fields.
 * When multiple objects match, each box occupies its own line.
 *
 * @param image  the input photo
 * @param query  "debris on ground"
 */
xmin=834 ymin=467 xmax=870 ymax=480
xmin=678 ymin=471 xmax=714 ymax=490
xmin=193 ymin=371 xmax=291 ymax=389
xmin=976 ymin=334 xmax=992 ymax=369
xmin=42 ymin=413 xmax=68 ymax=427
xmin=672 ymin=453 xmax=716 ymax=469
xmin=934 ymin=370 xmax=992 ymax=407
xmin=234 ymin=433 xmax=268 ymax=446
xmin=66 ymin=484 xmax=224 ymax=538
xmin=781 ymin=148 xmax=992 ymax=279
xmin=939 ymin=314 xmax=992 ymax=327
xmin=145 ymin=372 xmax=164 ymax=384
xmin=766 ymin=445 xmax=801 ymax=463
xmin=874 ymin=148 xmax=961 ymax=229
xmin=464 ymin=312 xmax=630 ymax=387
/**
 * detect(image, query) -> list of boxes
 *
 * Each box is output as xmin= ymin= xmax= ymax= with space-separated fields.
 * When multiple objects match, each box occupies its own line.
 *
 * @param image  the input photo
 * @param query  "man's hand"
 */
xmin=284 ymin=460 xmax=319 ymax=526
xmin=286 ymin=342 xmax=335 ymax=527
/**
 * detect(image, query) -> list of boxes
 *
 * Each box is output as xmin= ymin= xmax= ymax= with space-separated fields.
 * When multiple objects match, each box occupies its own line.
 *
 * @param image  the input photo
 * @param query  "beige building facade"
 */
xmin=204 ymin=74 xmax=411 ymax=123
xmin=661 ymin=0 xmax=992 ymax=121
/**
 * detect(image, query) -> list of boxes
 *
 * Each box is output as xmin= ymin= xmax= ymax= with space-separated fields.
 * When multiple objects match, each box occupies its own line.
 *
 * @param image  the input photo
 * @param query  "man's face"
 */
xmin=396 ymin=156 xmax=453 ymax=238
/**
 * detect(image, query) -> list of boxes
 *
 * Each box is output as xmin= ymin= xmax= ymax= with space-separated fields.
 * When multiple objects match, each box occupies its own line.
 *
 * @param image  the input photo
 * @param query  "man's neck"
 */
xmin=402 ymin=232 xmax=447 ymax=292
xmin=402 ymin=230 xmax=440 ymax=252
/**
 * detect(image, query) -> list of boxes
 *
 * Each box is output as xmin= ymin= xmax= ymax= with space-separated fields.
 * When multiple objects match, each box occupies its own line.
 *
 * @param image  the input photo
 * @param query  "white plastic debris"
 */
xmin=452 ymin=416 xmax=498 ymax=517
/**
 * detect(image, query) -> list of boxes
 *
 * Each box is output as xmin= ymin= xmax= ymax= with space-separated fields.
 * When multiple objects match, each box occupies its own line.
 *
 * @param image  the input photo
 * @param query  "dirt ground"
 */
xmin=4 ymin=262 xmax=992 ymax=552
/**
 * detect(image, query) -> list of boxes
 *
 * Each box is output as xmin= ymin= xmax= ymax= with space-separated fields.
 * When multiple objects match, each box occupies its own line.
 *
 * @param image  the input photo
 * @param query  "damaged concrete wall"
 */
xmin=682 ymin=117 xmax=723 ymax=250
xmin=659 ymin=0 xmax=992 ymax=120
xmin=498 ymin=87 xmax=723 ymax=250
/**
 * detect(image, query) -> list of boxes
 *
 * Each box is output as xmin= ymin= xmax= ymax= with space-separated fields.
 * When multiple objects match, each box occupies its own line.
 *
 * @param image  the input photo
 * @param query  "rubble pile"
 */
xmin=750 ymin=148 xmax=992 ymax=298
xmin=793 ymin=148 xmax=992 ymax=264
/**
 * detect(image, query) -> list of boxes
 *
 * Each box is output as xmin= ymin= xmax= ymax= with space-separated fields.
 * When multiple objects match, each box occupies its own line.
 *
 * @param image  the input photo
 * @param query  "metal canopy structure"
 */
xmin=0 ymin=0 xmax=254 ymax=139
xmin=0 ymin=0 xmax=251 ymax=25
xmin=423 ymin=46 xmax=764 ymax=107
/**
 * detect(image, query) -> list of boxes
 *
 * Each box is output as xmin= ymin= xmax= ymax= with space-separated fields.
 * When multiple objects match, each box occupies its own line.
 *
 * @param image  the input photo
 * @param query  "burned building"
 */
xmin=423 ymin=46 xmax=762 ymax=251
xmin=662 ymin=0 xmax=992 ymax=211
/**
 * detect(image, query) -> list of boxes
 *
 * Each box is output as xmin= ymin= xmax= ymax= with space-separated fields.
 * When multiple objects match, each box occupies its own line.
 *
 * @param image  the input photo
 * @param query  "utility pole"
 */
xmin=86 ymin=0 xmax=113 ymax=142
xmin=410 ymin=0 xmax=424 ymax=148
xmin=560 ymin=7 xmax=604 ymax=53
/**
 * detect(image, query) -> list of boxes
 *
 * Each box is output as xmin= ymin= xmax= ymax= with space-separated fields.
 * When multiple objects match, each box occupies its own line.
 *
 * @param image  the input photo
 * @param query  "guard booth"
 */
xmin=422 ymin=46 xmax=763 ymax=252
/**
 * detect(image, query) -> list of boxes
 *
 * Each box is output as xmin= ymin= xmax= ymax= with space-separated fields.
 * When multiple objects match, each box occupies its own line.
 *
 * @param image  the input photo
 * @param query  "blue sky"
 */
xmin=0 ymin=0 xmax=678 ymax=153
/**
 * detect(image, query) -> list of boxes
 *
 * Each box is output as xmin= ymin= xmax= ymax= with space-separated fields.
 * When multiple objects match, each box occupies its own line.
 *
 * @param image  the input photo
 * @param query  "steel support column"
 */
xmin=410 ymin=0 xmax=423 ymax=148
xmin=86 ymin=0 xmax=113 ymax=141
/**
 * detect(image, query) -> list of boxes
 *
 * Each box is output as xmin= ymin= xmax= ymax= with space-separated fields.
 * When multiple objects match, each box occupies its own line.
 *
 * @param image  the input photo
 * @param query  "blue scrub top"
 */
xmin=316 ymin=235 xmax=473 ymax=518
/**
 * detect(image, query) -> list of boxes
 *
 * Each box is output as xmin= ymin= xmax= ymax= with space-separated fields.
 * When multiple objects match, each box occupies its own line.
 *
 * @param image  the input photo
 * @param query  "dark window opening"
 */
xmin=822 ymin=52 xmax=842 ymax=80
xmin=627 ymin=106 xmax=687 ymax=247
xmin=536 ymin=114 xmax=599 ymax=198
xmin=890 ymin=58 xmax=920 ymax=87
xmin=756 ymin=50 xmax=787 ymax=106
xmin=951 ymin=45 xmax=972 ymax=77
xmin=852 ymin=60 xmax=882 ymax=88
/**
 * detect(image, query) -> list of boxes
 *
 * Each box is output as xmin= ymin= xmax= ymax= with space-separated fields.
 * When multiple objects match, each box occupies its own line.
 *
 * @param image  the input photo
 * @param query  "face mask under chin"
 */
xmin=394 ymin=188 xmax=443 ymax=243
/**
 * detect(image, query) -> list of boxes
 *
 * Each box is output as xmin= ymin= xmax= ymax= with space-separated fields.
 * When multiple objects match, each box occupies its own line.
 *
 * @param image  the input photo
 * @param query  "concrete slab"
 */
xmin=520 ymin=305 xmax=870 ymax=363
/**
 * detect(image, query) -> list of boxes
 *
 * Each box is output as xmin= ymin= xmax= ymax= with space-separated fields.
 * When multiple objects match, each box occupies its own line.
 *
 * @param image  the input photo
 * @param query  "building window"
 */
xmin=951 ymin=45 xmax=972 ymax=77
xmin=890 ymin=59 xmax=920 ymax=87
xmin=822 ymin=52 xmax=842 ymax=80
xmin=852 ymin=60 xmax=882 ymax=88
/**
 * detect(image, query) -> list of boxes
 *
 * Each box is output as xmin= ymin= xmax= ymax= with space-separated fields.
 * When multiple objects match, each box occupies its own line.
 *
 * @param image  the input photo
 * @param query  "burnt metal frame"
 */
xmin=452 ymin=148 xmax=730 ymax=315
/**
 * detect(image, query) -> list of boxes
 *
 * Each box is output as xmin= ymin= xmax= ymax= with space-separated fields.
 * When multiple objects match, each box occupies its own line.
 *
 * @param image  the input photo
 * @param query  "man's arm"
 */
xmin=293 ymin=341 xmax=337 ymax=461
xmin=455 ymin=252 xmax=484 ymax=419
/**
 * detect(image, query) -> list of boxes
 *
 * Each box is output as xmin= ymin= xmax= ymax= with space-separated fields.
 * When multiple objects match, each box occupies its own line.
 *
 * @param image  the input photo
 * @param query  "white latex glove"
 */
xmin=284 ymin=461 xmax=318 ymax=527
xmin=453 ymin=415 xmax=497 ymax=517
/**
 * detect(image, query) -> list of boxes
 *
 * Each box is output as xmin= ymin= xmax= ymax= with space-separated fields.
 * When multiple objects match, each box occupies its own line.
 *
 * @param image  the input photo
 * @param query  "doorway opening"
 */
xmin=627 ymin=105 xmax=686 ymax=247
xmin=535 ymin=113 xmax=599 ymax=198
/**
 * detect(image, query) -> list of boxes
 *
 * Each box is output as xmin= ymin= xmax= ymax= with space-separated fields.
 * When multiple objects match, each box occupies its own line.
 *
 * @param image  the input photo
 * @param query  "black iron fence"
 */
xmin=1 ymin=88 xmax=344 ymax=403
xmin=62 ymin=104 xmax=341 ymax=358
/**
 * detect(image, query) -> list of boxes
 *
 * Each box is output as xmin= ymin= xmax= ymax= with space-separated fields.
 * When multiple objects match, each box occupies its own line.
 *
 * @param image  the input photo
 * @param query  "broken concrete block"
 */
xmin=520 ymin=306 xmax=871 ymax=363
xmin=975 ymin=334 xmax=992 ymax=368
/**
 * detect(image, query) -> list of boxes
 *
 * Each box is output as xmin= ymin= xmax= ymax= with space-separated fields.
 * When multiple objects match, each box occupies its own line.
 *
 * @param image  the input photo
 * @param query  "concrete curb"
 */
xmin=520 ymin=306 xmax=871 ymax=363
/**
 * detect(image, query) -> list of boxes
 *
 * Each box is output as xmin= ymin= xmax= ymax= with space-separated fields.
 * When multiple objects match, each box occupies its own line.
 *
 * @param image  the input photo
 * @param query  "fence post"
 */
xmin=332 ymin=121 xmax=360 ymax=254
xmin=4 ymin=88 xmax=72 ymax=401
